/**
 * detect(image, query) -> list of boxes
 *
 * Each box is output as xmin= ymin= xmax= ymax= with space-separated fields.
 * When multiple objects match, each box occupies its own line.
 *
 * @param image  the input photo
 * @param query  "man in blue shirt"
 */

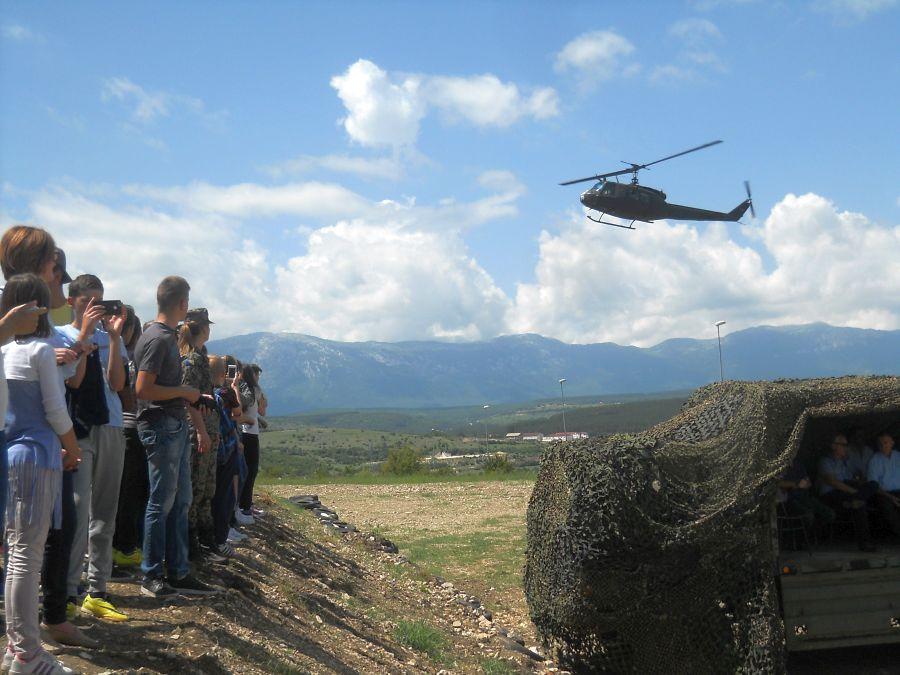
xmin=866 ymin=432 xmax=900 ymax=539
xmin=818 ymin=433 xmax=878 ymax=551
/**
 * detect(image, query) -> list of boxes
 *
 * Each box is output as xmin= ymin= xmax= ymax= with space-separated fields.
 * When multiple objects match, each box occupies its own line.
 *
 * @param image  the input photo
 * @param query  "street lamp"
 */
xmin=715 ymin=320 xmax=726 ymax=383
xmin=559 ymin=378 xmax=568 ymax=440
xmin=483 ymin=405 xmax=490 ymax=452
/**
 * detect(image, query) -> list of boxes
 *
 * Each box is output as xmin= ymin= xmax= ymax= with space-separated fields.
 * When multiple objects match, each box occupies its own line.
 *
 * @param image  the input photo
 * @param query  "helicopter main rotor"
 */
xmin=559 ymin=140 xmax=723 ymax=187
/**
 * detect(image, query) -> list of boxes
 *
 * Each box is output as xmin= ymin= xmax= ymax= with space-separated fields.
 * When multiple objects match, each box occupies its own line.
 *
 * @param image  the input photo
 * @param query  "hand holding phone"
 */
xmin=98 ymin=300 xmax=123 ymax=316
xmin=227 ymin=364 xmax=237 ymax=379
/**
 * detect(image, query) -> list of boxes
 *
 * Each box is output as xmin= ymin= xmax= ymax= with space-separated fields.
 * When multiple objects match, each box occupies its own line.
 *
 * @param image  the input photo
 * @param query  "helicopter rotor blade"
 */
xmin=559 ymin=167 xmax=636 ymax=186
xmin=744 ymin=180 xmax=756 ymax=218
xmin=636 ymin=140 xmax=723 ymax=170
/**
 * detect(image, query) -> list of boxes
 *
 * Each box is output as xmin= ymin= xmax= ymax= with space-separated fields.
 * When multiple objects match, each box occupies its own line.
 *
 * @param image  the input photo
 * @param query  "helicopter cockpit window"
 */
xmin=596 ymin=183 xmax=614 ymax=195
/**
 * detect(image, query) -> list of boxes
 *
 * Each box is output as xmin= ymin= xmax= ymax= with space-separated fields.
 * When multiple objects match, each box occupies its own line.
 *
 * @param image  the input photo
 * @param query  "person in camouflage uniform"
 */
xmin=178 ymin=307 xmax=220 ymax=559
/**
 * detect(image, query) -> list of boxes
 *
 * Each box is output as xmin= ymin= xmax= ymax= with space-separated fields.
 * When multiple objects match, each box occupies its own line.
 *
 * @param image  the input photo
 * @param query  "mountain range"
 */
xmin=207 ymin=323 xmax=899 ymax=416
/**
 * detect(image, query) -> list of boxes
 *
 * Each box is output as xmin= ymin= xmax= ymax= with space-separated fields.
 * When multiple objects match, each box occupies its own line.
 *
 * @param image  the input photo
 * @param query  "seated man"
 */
xmin=818 ymin=433 xmax=878 ymax=551
xmin=778 ymin=458 xmax=835 ymax=538
xmin=866 ymin=432 xmax=900 ymax=539
xmin=847 ymin=427 xmax=874 ymax=481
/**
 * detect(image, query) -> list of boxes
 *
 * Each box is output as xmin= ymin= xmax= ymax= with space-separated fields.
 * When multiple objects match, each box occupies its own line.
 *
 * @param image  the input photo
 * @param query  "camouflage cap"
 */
xmin=186 ymin=307 xmax=214 ymax=325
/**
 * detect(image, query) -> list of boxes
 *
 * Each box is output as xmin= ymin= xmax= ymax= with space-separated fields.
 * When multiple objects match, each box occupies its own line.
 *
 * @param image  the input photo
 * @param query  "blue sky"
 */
xmin=1 ymin=0 xmax=898 ymax=346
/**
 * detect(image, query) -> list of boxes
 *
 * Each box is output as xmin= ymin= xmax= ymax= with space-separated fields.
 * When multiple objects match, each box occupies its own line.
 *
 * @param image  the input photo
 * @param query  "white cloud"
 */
xmin=16 ymin=171 xmax=525 ymax=342
xmin=273 ymin=218 xmax=510 ymax=342
xmin=813 ymin=0 xmax=898 ymax=20
xmin=554 ymin=30 xmax=638 ymax=90
xmin=668 ymin=18 xmax=723 ymax=44
xmin=24 ymin=188 xmax=273 ymax=338
xmin=330 ymin=59 xmax=559 ymax=148
xmin=507 ymin=194 xmax=900 ymax=345
xmin=101 ymin=76 xmax=228 ymax=129
xmin=262 ymin=154 xmax=404 ymax=181
xmin=651 ymin=18 xmax=726 ymax=84
xmin=424 ymin=76 xmax=559 ymax=126
xmin=121 ymin=181 xmax=370 ymax=219
xmin=2 ymin=23 xmax=43 ymax=42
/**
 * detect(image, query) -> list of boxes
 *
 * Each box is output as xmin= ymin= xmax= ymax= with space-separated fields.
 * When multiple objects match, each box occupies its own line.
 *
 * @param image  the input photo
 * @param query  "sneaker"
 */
xmin=251 ymin=506 xmax=265 ymax=517
xmin=141 ymin=577 xmax=178 ymax=599
xmin=205 ymin=547 xmax=227 ymax=563
xmin=40 ymin=622 xmax=98 ymax=648
xmin=9 ymin=650 xmax=75 ymax=674
xmin=217 ymin=542 xmax=235 ymax=558
xmin=227 ymin=527 xmax=249 ymax=543
xmin=81 ymin=593 xmax=128 ymax=622
xmin=112 ymin=548 xmax=142 ymax=568
xmin=167 ymin=574 xmax=217 ymax=596
xmin=2 ymin=647 xmax=12 ymax=675
xmin=234 ymin=509 xmax=254 ymax=526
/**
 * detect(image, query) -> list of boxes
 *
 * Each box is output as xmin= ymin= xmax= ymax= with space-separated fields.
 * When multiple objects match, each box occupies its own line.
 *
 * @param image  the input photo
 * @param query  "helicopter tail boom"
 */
xmin=726 ymin=199 xmax=752 ymax=222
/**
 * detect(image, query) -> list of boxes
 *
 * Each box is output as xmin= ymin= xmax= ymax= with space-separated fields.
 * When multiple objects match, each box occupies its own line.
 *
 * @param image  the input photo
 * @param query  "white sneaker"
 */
xmin=227 ymin=527 xmax=249 ymax=543
xmin=234 ymin=509 xmax=254 ymax=525
xmin=9 ymin=650 xmax=76 ymax=674
xmin=1 ymin=648 xmax=13 ymax=675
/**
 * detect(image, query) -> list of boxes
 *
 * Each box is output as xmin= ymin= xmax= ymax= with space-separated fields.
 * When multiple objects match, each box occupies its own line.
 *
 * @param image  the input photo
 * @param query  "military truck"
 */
xmin=525 ymin=376 xmax=900 ymax=674
xmin=775 ymin=410 xmax=900 ymax=653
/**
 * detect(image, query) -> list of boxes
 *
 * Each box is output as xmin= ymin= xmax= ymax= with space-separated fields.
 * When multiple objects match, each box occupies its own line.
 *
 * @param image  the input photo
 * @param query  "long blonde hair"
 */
xmin=177 ymin=320 xmax=208 ymax=357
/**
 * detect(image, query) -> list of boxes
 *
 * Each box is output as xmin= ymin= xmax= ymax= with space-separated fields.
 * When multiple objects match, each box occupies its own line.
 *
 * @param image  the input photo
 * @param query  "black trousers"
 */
xmin=41 ymin=471 xmax=76 ymax=624
xmin=213 ymin=450 xmax=239 ymax=546
xmin=112 ymin=427 xmax=149 ymax=554
xmin=238 ymin=433 xmax=259 ymax=511
xmin=876 ymin=490 xmax=900 ymax=536
xmin=821 ymin=480 xmax=878 ymax=544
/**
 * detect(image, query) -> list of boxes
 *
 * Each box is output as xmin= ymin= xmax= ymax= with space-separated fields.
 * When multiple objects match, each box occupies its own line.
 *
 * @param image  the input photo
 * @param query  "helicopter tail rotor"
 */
xmin=743 ymin=180 xmax=756 ymax=218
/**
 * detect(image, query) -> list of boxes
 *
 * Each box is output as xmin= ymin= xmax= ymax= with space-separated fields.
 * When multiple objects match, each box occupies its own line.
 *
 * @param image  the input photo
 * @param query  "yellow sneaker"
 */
xmin=112 ymin=548 xmax=142 ymax=567
xmin=81 ymin=593 xmax=129 ymax=622
xmin=66 ymin=600 xmax=79 ymax=621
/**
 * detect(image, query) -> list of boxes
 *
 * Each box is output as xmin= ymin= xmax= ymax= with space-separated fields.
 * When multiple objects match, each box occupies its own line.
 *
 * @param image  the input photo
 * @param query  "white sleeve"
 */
xmin=35 ymin=343 xmax=74 ymax=436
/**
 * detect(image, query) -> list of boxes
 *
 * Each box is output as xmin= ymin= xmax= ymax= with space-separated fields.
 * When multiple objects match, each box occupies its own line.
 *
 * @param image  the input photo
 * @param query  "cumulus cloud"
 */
xmin=12 ymin=171 xmax=525 ymax=342
xmin=554 ymin=30 xmax=639 ymax=90
xmin=330 ymin=59 xmax=559 ymax=148
xmin=23 ymin=188 xmax=273 ymax=338
xmin=507 ymin=194 xmax=900 ymax=345
xmin=274 ymin=218 xmax=510 ymax=342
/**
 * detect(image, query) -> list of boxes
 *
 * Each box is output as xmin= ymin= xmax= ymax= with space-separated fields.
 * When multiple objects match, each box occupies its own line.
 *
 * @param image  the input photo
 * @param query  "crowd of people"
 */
xmin=0 ymin=224 xmax=268 ymax=674
xmin=778 ymin=429 xmax=900 ymax=551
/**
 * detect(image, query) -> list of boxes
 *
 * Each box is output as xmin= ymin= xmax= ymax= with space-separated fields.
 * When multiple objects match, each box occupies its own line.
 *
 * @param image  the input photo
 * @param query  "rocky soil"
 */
xmin=26 ymin=489 xmax=560 ymax=674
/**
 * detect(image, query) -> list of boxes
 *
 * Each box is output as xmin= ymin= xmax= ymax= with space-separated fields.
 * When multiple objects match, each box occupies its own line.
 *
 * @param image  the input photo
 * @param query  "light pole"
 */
xmin=715 ymin=320 xmax=726 ymax=383
xmin=559 ymin=378 xmax=567 ymax=440
xmin=483 ymin=405 xmax=490 ymax=452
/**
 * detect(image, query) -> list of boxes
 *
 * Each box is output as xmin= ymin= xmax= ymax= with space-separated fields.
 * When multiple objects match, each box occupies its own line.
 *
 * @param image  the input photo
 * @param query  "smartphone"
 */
xmin=227 ymin=364 xmax=237 ymax=378
xmin=98 ymin=300 xmax=123 ymax=316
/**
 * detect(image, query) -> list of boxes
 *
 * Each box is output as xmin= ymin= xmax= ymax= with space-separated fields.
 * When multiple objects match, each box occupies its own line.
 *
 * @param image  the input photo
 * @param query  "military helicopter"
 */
xmin=560 ymin=140 xmax=755 ymax=230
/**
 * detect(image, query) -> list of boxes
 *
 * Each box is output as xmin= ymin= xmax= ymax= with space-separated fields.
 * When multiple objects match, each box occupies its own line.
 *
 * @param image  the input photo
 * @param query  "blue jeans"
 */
xmin=139 ymin=415 xmax=191 ymax=580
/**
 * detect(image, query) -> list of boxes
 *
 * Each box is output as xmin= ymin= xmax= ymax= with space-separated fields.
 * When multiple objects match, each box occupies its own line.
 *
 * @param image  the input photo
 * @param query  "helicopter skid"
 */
xmin=586 ymin=211 xmax=636 ymax=230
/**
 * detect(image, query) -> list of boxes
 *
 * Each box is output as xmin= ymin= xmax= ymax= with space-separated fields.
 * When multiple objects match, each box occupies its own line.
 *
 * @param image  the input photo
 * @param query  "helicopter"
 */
xmin=560 ymin=140 xmax=755 ymax=230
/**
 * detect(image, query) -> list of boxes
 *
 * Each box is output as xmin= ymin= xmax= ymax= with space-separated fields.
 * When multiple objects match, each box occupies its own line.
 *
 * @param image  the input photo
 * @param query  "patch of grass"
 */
xmin=481 ymin=657 xmax=518 ymax=675
xmin=394 ymin=619 xmax=449 ymax=662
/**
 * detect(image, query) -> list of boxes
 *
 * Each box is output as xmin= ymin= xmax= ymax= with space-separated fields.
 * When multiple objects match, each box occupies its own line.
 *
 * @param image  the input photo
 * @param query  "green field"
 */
xmin=258 ymin=391 xmax=690 ymax=482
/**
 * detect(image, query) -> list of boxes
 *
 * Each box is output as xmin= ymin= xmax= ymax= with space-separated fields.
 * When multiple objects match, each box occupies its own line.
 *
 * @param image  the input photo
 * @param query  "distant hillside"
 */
xmin=208 ymin=323 xmax=900 ymax=415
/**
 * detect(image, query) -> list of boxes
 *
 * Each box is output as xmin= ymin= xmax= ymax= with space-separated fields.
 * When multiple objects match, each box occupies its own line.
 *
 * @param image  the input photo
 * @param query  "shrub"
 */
xmin=482 ymin=453 xmax=514 ymax=474
xmin=382 ymin=445 xmax=423 ymax=475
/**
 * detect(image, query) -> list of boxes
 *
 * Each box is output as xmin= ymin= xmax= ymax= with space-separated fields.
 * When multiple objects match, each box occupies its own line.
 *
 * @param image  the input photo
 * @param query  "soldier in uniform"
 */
xmin=178 ymin=307 xmax=220 ymax=560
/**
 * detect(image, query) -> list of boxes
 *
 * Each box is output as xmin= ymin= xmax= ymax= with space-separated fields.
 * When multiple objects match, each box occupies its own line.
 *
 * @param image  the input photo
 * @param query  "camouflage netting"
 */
xmin=525 ymin=376 xmax=900 ymax=674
